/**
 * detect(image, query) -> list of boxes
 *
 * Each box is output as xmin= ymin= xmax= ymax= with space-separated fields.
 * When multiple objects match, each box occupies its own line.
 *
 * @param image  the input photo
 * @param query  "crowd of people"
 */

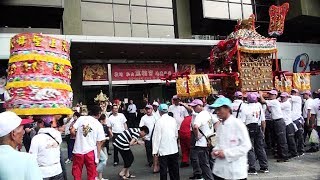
xmin=0 ymin=88 xmax=319 ymax=180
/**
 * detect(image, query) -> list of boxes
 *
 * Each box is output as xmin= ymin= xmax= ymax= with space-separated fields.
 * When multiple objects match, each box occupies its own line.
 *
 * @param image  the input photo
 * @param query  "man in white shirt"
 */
xmin=152 ymin=101 xmax=161 ymax=120
xmin=302 ymin=90 xmax=314 ymax=143
xmin=0 ymin=111 xmax=42 ymax=180
xmin=29 ymin=116 xmax=63 ymax=180
xmin=168 ymin=95 xmax=188 ymax=130
xmin=210 ymin=97 xmax=251 ymax=180
xmin=232 ymin=91 xmax=246 ymax=120
xmin=259 ymin=90 xmax=289 ymax=162
xmin=290 ymin=89 xmax=304 ymax=155
xmin=311 ymin=91 xmax=320 ymax=151
xmin=190 ymin=99 xmax=218 ymax=180
xmin=107 ymin=105 xmax=128 ymax=166
xmin=127 ymin=100 xmax=137 ymax=128
xmin=153 ymin=104 xmax=179 ymax=180
xmin=71 ymin=105 xmax=106 ymax=180
xmin=307 ymin=90 xmax=320 ymax=152
xmin=280 ymin=92 xmax=298 ymax=158
xmin=241 ymin=93 xmax=268 ymax=175
xmin=139 ymin=105 xmax=157 ymax=167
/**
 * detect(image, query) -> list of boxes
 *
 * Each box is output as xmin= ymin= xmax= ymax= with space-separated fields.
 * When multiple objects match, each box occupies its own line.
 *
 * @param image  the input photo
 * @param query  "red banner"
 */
xmin=112 ymin=64 xmax=174 ymax=81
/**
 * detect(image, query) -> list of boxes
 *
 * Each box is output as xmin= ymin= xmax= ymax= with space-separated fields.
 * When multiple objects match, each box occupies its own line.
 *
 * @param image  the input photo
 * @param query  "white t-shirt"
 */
xmin=29 ymin=128 xmax=62 ymax=178
xmin=265 ymin=99 xmax=283 ymax=120
xmin=139 ymin=114 xmax=156 ymax=141
xmin=311 ymin=98 xmax=319 ymax=115
xmin=303 ymin=98 xmax=314 ymax=118
xmin=232 ymin=100 xmax=246 ymax=119
xmin=128 ymin=104 xmax=137 ymax=113
xmin=107 ymin=113 xmax=127 ymax=133
xmin=153 ymin=110 xmax=161 ymax=121
xmin=168 ymin=105 xmax=188 ymax=130
xmin=72 ymin=116 xmax=105 ymax=155
xmin=241 ymin=103 xmax=265 ymax=125
xmin=312 ymin=98 xmax=320 ymax=126
xmin=290 ymin=95 xmax=302 ymax=121
xmin=64 ymin=118 xmax=74 ymax=135
xmin=280 ymin=100 xmax=293 ymax=125
xmin=193 ymin=110 xmax=219 ymax=147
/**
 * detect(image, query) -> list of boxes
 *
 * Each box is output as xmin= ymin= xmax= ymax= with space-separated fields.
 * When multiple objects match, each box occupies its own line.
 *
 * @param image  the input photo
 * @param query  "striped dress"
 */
xmin=113 ymin=128 xmax=140 ymax=150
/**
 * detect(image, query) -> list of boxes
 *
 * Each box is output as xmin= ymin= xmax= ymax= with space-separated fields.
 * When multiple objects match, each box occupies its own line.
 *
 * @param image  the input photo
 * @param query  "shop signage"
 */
xmin=178 ymin=64 xmax=196 ymax=74
xmin=82 ymin=64 xmax=108 ymax=81
xmin=112 ymin=64 xmax=174 ymax=81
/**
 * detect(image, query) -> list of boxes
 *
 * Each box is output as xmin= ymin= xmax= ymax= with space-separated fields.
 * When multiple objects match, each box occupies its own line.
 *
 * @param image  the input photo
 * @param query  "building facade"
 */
xmin=0 ymin=0 xmax=320 ymax=108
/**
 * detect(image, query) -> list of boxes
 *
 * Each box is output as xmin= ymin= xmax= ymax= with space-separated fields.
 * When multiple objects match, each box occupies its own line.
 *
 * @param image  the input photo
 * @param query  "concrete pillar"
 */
xmin=63 ymin=0 xmax=82 ymax=35
xmin=174 ymin=0 xmax=192 ymax=39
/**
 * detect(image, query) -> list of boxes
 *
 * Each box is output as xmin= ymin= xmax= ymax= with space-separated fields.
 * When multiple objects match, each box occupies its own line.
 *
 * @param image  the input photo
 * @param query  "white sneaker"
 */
xmin=65 ymin=159 xmax=71 ymax=164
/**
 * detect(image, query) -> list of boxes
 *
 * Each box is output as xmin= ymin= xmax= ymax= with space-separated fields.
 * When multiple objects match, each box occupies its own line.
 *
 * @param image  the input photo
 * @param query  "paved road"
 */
xmin=62 ymin=142 xmax=320 ymax=180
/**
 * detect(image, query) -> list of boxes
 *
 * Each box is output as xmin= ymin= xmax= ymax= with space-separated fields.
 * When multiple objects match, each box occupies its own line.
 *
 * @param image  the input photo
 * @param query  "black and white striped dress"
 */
xmin=113 ymin=128 xmax=140 ymax=150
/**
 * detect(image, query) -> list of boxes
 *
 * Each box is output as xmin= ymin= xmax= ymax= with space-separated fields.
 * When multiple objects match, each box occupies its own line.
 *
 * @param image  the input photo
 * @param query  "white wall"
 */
xmin=278 ymin=42 xmax=320 ymax=91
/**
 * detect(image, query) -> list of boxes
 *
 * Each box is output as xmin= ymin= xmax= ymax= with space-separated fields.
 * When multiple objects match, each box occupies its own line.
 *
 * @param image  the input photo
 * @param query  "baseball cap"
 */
xmin=301 ymin=90 xmax=311 ymax=95
xmin=159 ymin=104 xmax=169 ymax=113
xmin=152 ymin=102 xmax=159 ymax=106
xmin=291 ymin=89 xmax=299 ymax=93
xmin=145 ymin=105 xmax=153 ymax=109
xmin=0 ymin=111 xmax=33 ymax=137
xmin=172 ymin=95 xmax=179 ymax=100
xmin=247 ymin=93 xmax=258 ymax=103
xmin=234 ymin=91 xmax=243 ymax=97
xmin=188 ymin=99 xmax=204 ymax=107
xmin=268 ymin=90 xmax=278 ymax=95
xmin=280 ymin=92 xmax=289 ymax=97
xmin=209 ymin=97 xmax=232 ymax=109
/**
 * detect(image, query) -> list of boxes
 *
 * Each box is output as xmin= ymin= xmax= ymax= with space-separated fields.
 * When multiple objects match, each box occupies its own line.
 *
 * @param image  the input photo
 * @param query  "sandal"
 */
xmin=126 ymin=174 xmax=136 ymax=178
xmin=122 ymin=176 xmax=129 ymax=180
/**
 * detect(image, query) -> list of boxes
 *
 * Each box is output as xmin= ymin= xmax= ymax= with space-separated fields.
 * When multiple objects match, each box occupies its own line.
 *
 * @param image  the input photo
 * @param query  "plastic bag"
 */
xmin=309 ymin=129 xmax=319 ymax=144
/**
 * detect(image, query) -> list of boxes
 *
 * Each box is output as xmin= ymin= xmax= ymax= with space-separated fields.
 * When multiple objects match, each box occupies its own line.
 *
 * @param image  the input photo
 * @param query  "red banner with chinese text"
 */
xmin=112 ymin=64 xmax=174 ymax=81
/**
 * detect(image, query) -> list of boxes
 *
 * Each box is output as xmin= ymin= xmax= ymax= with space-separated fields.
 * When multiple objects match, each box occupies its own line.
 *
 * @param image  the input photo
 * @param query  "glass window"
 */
xmin=131 ymin=0 xmax=146 ymax=6
xmin=148 ymin=25 xmax=174 ymax=38
xmin=203 ymin=1 xmax=229 ymax=19
xmin=82 ymin=0 xmax=112 ymax=3
xmin=243 ymin=4 xmax=254 ymax=19
xmin=114 ymin=23 xmax=131 ymax=37
xmin=229 ymin=3 xmax=242 ymax=20
xmin=113 ymin=0 xmax=129 ymax=4
xmin=132 ymin=24 xmax=148 ymax=37
xmin=113 ymin=5 xmax=130 ymax=22
xmin=81 ymin=2 xmax=113 ymax=21
xmin=147 ymin=7 xmax=174 ymax=25
xmin=131 ymin=6 xmax=147 ymax=23
xmin=229 ymin=0 xmax=241 ymax=3
xmin=242 ymin=0 xmax=253 ymax=4
xmin=82 ymin=21 xmax=114 ymax=36
xmin=146 ymin=0 xmax=172 ymax=8
xmin=255 ymin=0 xmax=276 ymax=5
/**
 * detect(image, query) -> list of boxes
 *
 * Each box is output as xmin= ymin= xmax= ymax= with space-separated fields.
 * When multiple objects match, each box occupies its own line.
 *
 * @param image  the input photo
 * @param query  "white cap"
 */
xmin=0 ymin=111 xmax=33 ymax=137
xmin=152 ymin=102 xmax=159 ymax=106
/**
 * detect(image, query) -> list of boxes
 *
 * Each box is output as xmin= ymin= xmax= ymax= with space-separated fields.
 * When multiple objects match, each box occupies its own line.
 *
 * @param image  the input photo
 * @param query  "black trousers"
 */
xmin=247 ymin=123 xmax=268 ymax=170
xmin=213 ymin=174 xmax=246 ymax=180
xmin=190 ymin=133 xmax=202 ymax=176
xmin=265 ymin=120 xmax=276 ymax=149
xmin=273 ymin=119 xmax=289 ymax=159
xmin=118 ymin=148 xmax=134 ymax=168
xmin=286 ymin=123 xmax=298 ymax=156
xmin=159 ymin=153 xmax=180 ymax=180
xmin=293 ymin=119 xmax=304 ymax=153
xmin=128 ymin=113 xmax=137 ymax=128
xmin=112 ymin=133 xmax=121 ymax=163
xmin=43 ymin=173 xmax=64 ymax=180
xmin=145 ymin=140 xmax=153 ymax=165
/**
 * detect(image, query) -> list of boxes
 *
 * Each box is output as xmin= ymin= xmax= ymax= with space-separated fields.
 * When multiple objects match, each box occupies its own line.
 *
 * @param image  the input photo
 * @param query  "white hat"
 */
xmin=0 ymin=111 xmax=33 ymax=137
xmin=152 ymin=102 xmax=159 ymax=106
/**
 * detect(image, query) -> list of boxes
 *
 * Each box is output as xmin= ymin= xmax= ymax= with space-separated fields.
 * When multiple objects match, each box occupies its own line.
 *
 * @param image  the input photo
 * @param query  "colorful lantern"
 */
xmin=268 ymin=3 xmax=290 ymax=36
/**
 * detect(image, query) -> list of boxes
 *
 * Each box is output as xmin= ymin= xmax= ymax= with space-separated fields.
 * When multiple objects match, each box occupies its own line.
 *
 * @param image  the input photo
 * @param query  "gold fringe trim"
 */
xmin=9 ymin=108 xmax=74 ymax=115
xmin=9 ymin=54 xmax=72 ymax=67
xmin=6 ymin=81 xmax=72 ymax=91
xmin=238 ymin=47 xmax=277 ymax=54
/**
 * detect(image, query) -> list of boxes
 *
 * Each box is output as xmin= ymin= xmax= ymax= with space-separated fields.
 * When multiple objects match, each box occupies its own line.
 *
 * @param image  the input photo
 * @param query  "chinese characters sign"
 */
xmin=112 ymin=64 xmax=174 ymax=81
xmin=83 ymin=64 xmax=108 ymax=81
xmin=10 ymin=33 xmax=70 ymax=56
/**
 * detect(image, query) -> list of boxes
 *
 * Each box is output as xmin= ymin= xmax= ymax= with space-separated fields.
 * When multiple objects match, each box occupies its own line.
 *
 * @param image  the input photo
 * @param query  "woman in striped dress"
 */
xmin=113 ymin=126 xmax=149 ymax=180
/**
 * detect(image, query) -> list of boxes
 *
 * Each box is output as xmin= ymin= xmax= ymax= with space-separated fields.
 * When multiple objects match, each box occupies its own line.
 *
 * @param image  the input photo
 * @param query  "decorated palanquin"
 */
xmin=210 ymin=14 xmax=277 ymax=92
xmin=176 ymin=74 xmax=212 ymax=98
xmin=5 ymin=33 xmax=73 ymax=115
xmin=268 ymin=3 xmax=289 ymax=36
